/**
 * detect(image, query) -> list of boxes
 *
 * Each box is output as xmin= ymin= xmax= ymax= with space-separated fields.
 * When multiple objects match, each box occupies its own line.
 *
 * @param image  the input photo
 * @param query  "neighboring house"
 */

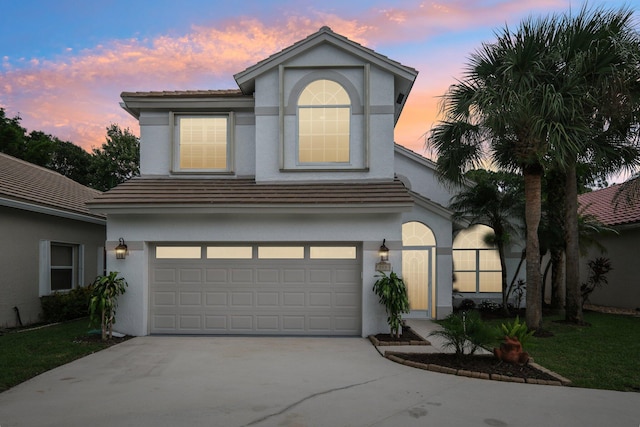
xmin=0 ymin=153 xmax=106 ymax=328
xmin=88 ymin=27 xmax=524 ymax=337
xmin=578 ymin=182 xmax=640 ymax=310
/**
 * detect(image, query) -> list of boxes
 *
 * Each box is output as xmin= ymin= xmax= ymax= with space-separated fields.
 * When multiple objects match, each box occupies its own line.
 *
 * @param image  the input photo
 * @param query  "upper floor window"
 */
xmin=298 ymin=79 xmax=350 ymax=164
xmin=452 ymin=224 xmax=502 ymax=293
xmin=174 ymin=115 xmax=232 ymax=172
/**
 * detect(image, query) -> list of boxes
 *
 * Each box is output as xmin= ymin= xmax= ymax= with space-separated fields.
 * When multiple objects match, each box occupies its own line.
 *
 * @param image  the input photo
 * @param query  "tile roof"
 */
xmin=87 ymin=178 xmax=413 ymax=210
xmin=0 ymin=153 xmax=105 ymax=221
xmin=578 ymin=181 xmax=640 ymax=227
xmin=234 ymin=26 xmax=418 ymax=87
xmin=120 ymin=89 xmax=246 ymax=98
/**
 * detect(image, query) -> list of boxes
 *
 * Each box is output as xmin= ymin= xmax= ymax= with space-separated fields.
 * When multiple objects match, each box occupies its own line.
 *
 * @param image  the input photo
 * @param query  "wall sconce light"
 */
xmin=379 ymin=239 xmax=389 ymax=262
xmin=115 ymin=238 xmax=128 ymax=260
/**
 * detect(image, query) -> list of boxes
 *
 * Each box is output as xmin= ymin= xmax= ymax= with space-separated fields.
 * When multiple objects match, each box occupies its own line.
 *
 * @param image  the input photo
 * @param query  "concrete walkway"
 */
xmin=0 ymin=323 xmax=638 ymax=426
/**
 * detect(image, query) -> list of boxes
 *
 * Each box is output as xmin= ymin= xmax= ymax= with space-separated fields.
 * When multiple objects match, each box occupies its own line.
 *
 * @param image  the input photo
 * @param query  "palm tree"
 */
xmin=557 ymin=7 xmax=640 ymax=323
xmin=449 ymin=170 xmax=524 ymax=313
xmin=428 ymin=5 xmax=640 ymax=330
xmin=428 ymin=14 xmax=573 ymax=330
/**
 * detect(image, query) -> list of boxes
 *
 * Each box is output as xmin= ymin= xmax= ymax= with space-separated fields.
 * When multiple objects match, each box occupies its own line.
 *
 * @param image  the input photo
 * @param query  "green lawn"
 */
xmin=486 ymin=311 xmax=640 ymax=391
xmin=0 ymin=319 xmax=121 ymax=393
xmin=2 ymin=313 xmax=638 ymax=393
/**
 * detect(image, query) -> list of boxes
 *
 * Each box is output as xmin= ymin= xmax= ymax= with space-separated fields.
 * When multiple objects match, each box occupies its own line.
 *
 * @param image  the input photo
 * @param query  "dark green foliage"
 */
xmin=430 ymin=311 xmax=496 ymax=357
xmin=90 ymin=124 xmax=140 ymax=191
xmin=498 ymin=316 xmax=535 ymax=348
xmin=0 ymin=108 xmax=139 ymax=191
xmin=372 ymin=271 xmax=410 ymax=338
xmin=40 ymin=287 xmax=92 ymax=323
xmin=581 ymin=257 xmax=613 ymax=308
xmin=89 ymin=272 xmax=128 ymax=340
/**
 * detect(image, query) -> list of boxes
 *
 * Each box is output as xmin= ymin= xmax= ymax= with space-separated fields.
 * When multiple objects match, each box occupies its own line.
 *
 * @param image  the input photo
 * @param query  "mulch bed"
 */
xmin=370 ymin=327 xmax=430 ymax=346
xmin=390 ymin=352 xmax=563 ymax=383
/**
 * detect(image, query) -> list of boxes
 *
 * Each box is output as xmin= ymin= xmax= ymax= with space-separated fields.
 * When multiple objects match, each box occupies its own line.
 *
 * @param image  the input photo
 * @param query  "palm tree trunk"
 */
xmin=564 ymin=158 xmax=582 ymax=323
xmin=497 ymin=240 xmax=509 ymax=315
xmin=524 ymin=168 xmax=543 ymax=330
xmin=550 ymin=247 xmax=565 ymax=312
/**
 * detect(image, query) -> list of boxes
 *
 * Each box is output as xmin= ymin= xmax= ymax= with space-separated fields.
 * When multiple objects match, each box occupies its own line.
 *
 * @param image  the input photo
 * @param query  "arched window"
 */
xmin=298 ymin=79 xmax=350 ymax=163
xmin=452 ymin=224 xmax=502 ymax=293
xmin=402 ymin=221 xmax=437 ymax=316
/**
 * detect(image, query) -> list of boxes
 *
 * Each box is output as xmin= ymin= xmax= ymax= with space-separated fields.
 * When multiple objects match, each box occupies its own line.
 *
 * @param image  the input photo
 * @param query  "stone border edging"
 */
xmin=384 ymin=351 xmax=572 ymax=387
xmin=368 ymin=333 xmax=430 ymax=347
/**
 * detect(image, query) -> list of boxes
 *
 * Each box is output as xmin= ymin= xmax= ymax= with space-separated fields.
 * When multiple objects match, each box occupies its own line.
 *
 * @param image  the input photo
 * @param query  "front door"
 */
xmin=402 ymin=222 xmax=437 ymax=319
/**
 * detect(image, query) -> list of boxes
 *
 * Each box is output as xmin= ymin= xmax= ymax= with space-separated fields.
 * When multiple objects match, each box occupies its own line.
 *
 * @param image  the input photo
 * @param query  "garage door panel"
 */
xmin=230 ymin=316 xmax=253 ymax=331
xmin=154 ymin=269 xmax=177 ymax=282
xmin=205 ymin=315 xmax=227 ymax=330
xmin=308 ymin=316 xmax=331 ymax=332
xmin=231 ymin=292 xmax=253 ymax=306
xmin=283 ymin=269 xmax=305 ymax=283
xmin=283 ymin=292 xmax=305 ymax=306
xmin=205 ymin=292 xmax=227 ymax=306
xmin=257 ymin=269 xmax=280 ymax=283
xmin=154 ymin=291 xmax=177 ymax=306
xmin=180 ymin=315 xmax=202 ymax=330
xmin=309 ymin=269 xmax=332 ymax=284
xmin=335 ymin=292 xmax=359 ymax=308
xmin=257 ymin=292 xmax=279 ymax=307
xmin=179 ymin=269 xmax=202 ymax=283
xmin=257 ymin=315 xmax=279 ymax=331
xmin=309 ymin=292 xmax=331 ymax=307
xmin=150 ymin=244 xmax=361 ymax=335
xmin=206 ymin=269 xmax=228 ymax=282
xmin=179 ymin=292 xmax=202 ymax=306
xmin=231 ymin=269 xmax=253 ymax=283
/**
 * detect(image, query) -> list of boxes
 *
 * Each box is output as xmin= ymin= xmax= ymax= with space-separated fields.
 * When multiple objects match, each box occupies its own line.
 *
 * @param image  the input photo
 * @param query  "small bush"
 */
xmin=478 ymin=299 xmax=501 ymax=312
xmin=498 ymin=316 xmax=535 ymax=348
xmin=430 ymin=311 xmax=495 ymax=357
xmin=40 ymin=287 xmax=91 ymax=323
xmin=458 ymin=299 xmax=476 ymax=311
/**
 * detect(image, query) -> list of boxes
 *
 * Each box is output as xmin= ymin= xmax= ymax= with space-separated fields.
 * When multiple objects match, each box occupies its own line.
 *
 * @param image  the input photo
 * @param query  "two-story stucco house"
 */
xmin=88 ymin=27 xmax=522 ymax=337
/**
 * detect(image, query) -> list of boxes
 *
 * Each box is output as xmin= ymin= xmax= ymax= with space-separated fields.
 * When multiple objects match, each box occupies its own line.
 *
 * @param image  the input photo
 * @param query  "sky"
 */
xmin=0 ymin=0 xmax=635 ymax=156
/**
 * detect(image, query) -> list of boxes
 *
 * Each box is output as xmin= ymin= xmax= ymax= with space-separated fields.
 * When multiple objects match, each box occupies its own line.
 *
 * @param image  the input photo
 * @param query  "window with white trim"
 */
xmin=298 ymin=79 xmax=350 ymax=164
xmin=452 ymin=225 xmax=502 ymax=293
xmin=173 ymin=114 xmax=232 ymax=172
xmin=39 ymin=241 xmax=83 ymax=295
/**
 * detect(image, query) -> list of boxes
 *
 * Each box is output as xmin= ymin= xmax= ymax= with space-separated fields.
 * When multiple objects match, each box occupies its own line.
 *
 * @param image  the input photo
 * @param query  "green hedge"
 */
xmin=40 ymin=287 xmax=91 ymax=323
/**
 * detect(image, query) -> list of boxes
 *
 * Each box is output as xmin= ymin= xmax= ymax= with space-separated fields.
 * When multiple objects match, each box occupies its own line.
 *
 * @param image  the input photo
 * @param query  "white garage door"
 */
xmin=149 ymin=244 xmax=362 ymax=335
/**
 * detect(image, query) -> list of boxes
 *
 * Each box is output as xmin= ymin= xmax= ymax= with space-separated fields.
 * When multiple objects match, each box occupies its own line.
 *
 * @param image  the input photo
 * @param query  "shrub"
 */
xmin=40 ymin=287 xmax=92 ymax=323
xmin=478 ymin=299 xmax=501 ymax=312
xmin=372 ymin=271 xmax=410 ymax=338
xmin=458 ymin=299 xmax=476 ymax=311
xmin=581 ymin=257 xmax=612 ymax=308
xmin=430 ymin=311 xmax=495 ymax=357
xmin=498 ymin=316 xmax=534 ymax=348
xmin=89 ymin=272 xmax=128 ymax=340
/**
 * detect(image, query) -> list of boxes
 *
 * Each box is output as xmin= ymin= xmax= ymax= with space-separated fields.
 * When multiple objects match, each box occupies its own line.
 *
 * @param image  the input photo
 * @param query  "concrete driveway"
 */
xmin=0 ymin=335 xmax=638 ymax=427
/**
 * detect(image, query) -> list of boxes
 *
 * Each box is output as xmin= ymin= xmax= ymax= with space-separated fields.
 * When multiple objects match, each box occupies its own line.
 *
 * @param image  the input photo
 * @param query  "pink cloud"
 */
xmin=0 ymin=1 xmax=568 ymax=152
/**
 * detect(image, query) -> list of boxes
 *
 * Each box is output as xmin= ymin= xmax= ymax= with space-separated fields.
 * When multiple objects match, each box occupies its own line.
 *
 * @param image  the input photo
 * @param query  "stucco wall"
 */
xmin=105 ymin=212 xmax=402 ymax=336
xmin=253 ymin=44 xmax=396 ymax=182
xmin=0 ymin=206 xmax=105 ymax=327
xmin=580 ymin=227 xmax=640 ymax=310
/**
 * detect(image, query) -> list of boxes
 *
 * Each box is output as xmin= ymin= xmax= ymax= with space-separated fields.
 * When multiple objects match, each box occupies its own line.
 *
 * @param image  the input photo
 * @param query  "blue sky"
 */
xmin=0 ymin=0 xmax=634 ymax=153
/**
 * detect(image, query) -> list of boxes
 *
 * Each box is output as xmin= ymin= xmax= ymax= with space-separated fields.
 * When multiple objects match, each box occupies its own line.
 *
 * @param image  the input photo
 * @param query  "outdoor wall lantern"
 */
xmin=379 ymin=239 xmax=389 ymax=262
xmin=115 ymin=238 xmax=128 ymax=260
xmin=376 ymin=239 xmax=391 ymax=272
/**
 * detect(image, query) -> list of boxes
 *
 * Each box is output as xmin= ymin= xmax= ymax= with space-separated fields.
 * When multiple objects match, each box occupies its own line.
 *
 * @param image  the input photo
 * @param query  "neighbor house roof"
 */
xmin=0 ymin=153 xmax=105 ymax=224
xmin=87 ymin=178 xmax=413 ymax=214
xmin=578 ymin=181 xmax=640 ymax=227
